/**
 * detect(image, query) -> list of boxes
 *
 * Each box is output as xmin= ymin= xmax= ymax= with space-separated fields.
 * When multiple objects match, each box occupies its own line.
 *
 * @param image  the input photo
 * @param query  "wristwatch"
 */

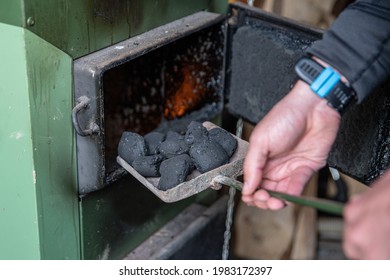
xmin=294 ymin=56 xmax=356 ymax=114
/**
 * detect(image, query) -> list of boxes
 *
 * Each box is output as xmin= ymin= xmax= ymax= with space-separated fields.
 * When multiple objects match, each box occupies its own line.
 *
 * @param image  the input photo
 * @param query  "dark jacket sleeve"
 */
xmin=307 ymin=0 xmax=390 ymax=103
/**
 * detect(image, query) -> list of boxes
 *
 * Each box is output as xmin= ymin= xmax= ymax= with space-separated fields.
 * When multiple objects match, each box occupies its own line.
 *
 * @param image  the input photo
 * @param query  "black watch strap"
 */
xmin=295 ymin=56 xmax=356 ymax=114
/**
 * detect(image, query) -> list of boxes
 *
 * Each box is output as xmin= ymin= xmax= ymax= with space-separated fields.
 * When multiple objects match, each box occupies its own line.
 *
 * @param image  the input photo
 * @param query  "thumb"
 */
xmin=242 ymin=145 xmax=268 ymax=195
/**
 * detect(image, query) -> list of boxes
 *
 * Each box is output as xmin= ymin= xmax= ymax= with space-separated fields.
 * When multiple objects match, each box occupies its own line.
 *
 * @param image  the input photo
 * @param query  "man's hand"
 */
xmin=242 ymin=80 xmax=341 ymax=209
xmin=343 ymin=171 xmax=390 ymax=259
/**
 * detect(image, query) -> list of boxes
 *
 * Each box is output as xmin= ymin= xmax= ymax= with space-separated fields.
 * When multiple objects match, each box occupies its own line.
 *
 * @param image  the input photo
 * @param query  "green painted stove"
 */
xmin=0 ymin=0 xmax=227 ymax=260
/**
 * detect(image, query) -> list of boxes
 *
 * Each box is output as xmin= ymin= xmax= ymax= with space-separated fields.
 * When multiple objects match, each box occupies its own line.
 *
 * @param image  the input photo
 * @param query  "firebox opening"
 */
xmin=103 ymin=24 xmax=225 ymax=179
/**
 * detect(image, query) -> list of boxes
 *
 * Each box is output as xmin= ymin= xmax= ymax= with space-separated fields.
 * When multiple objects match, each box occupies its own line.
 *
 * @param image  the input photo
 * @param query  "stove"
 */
xmin=1 ymin=1 xmax=389 ymax=260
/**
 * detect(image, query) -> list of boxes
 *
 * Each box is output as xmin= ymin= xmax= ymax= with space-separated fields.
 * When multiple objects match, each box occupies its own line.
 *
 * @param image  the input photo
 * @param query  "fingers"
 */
xmin=342 ymin=233 xmax=364 ymax=260
xmin=245 ymin=191 xmax=286 ymax=210
xmin=242 ymin=130 xmax=268 ymax=196
xmin=242 ymin=176 xmax=275 ymax=208
xmin=253 ymin=194 xmax=286 ymax=210
xmin=342 ymin=196 xmax=365 ymax=259
xmin=244 ymin=166 xmax=315 ymax=210
xmin=245 ymin=182 xmax=286 ymax=210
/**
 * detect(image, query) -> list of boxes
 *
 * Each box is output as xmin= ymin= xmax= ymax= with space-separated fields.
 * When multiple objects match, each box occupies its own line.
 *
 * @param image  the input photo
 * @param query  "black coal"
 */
xmin=185 ymin=121 xmax=209 ymax=145
xmin=209 ymin=127 xmax=237 ymax=157
xmin=132 ymin=154 xmax=164 ymax=177
xmin=118 ymin=121 xmax=237 ymax=191
xmin=189 ymin=140 xmax=229 ymax=173
xmin=144 ymin=132 xmax=165 ymax=155
xmin=158 ymin=154 xmax=194 ymax=190
xmin=159 ymin=138 xmax=190 ymax=158
xmin=118 ymin=132 xmax=147 ymax=164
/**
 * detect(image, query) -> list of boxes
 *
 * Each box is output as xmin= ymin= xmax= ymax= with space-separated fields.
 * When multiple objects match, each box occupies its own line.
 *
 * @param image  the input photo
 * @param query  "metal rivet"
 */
xmin=27 ymin=17 xmax=35 ymax=27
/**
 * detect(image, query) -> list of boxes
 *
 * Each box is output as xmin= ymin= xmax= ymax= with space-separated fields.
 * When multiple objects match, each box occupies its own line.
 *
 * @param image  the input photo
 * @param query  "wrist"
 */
xmin=291 ymin=80 xmax=326 ymax=108
xmin=290 ymin=80 xmax=342 ymax=119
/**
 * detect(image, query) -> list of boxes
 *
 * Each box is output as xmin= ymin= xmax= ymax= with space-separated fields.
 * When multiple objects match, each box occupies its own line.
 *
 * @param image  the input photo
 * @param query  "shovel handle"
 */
xmin=212 ymin=175 xmax=344 ymax=216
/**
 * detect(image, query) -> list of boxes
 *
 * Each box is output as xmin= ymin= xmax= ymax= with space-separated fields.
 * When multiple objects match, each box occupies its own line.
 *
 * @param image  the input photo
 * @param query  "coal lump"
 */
xmin=189 ymin=140 xmax=229 ymax=173
xmin=132 ymin=154 xmax=164 ymax=177
xmin=209 ymin=127 xmax=237 ymax=157
xmin=118 ymin=131 xmax=147 ymax=164
xmin=158 ymin=154 xmax=194 ymax=191
xmin=144 ymin=131 xmax=165 ymax=155
xmin=185 ymin=121 xmax=209 ymax=145
xmin=159 ymin=138 xmax=189 ymax=158
xmin=165 ymin=131 xmax=184 ymax=141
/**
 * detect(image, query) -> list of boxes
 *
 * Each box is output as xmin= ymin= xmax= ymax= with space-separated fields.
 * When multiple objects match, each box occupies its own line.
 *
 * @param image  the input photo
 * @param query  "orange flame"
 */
xmin=164 ymin=65 xmax=206 ymax=119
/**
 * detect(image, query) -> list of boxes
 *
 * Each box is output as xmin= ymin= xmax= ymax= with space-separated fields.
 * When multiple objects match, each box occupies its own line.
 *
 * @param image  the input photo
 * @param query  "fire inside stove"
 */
xmin=164 ymin=64 xmax=210 ymax=120
xmin=103 ymin=24 xmax=225 ymax=176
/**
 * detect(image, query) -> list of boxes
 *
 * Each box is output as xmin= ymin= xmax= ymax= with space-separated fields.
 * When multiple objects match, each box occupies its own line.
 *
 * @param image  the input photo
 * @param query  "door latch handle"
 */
xmin=72 ymin=96 xmax=100 ymax=136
